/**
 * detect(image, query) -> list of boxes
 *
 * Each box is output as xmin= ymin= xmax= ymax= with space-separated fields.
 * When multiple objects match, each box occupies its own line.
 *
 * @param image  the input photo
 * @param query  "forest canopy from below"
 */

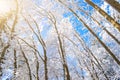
xmin=0 ymin=0 xmax=120 ymax=80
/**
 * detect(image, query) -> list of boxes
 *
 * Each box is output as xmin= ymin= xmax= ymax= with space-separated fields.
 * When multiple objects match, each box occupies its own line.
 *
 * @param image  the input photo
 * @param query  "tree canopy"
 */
xmin=0 ymin=0 xmax=120 ymax=80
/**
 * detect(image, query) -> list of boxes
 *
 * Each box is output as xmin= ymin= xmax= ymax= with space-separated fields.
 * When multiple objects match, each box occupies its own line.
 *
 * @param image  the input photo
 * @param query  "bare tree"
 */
xmin=57 ymin=0 xmax=120 ymax=66
xmin=105 ymin=0 xmax=120 ymax=13
xmin=18 ymin=41 xmax=32 ymax=80
xmin=85 ymin=0 xmax=120 ymax=32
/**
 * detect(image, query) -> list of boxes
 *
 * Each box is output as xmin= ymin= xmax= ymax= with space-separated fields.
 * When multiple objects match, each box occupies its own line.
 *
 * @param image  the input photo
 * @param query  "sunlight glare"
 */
xmin=0 ymin=0 xmax=15 ymax=18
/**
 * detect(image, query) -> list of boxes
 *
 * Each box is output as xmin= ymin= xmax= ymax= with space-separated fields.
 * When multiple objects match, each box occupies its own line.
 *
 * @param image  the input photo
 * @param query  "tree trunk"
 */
xmin=44 ymin=48 xmax=48 ymax=80
xmin=58 ymin=0 xmax=120 ymax=65
xmin=54 ymin=21 xmax=70 ymax=80
xmin=0 ymin=44 xmax=10 ymax=76
xmin=85 ymin=0 xmax=120 ymax=32
xmin=14 ymin=49 xmax=17 ymax=78
xmin=19 ymin=43 xmax=32 ymax=80
xmin=78 ymin=7 xmax=120 ymax=44
xmin=105 ymin=0 xmax=120 ymax=13
xmin=22 ymin=14 xmax=48 ymax=80
xmin=74 ymin=32 xmax=109 ymax=80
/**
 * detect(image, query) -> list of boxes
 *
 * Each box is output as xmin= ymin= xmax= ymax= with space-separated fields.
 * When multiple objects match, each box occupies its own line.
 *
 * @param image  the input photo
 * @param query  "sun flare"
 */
xmin=0 ymin=0 xmax=15 ymax=18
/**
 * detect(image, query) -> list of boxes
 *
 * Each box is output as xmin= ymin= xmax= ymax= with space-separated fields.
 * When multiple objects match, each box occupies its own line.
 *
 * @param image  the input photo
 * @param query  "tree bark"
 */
xmin=0 ymin=44 xmax=10 ymax=76
xmin=78 ymin=7 xmax=120 ymax=44
xmin=85 ymin=0 xmax=120 ymax=32
xmin=19 ymin=43 xmax=32 ymax=80
xmin=53 ymin=20 xmax=71 ymax=80
xmin=105 ymin=0 xmax=120 ymax=13
xmin=14 ymin=49 xmax=17 ymax=78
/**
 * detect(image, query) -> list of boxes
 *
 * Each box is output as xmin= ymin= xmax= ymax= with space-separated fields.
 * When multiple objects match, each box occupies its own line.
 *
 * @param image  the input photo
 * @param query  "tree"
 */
xmin=0 ymin=0 xmax=120 ymax=80
xmin=85 ymin=0 xmax=120 ymax=32
xmin=105 ymin=0 xmax=120 ymax=13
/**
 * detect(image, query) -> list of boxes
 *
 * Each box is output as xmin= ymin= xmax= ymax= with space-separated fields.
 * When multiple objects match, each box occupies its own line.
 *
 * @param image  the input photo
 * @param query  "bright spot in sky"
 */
xmin=0 ymin=0 xmax=15 ymax=18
